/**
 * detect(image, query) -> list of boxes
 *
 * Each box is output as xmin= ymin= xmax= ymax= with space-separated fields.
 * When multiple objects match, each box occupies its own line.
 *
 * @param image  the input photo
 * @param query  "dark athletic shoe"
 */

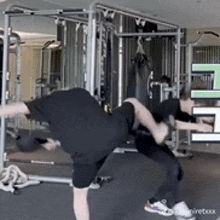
xmin=173 ymin=201 xmax=196 ymax=220
xmin=144 ymin=200 xmax=174 ymax=216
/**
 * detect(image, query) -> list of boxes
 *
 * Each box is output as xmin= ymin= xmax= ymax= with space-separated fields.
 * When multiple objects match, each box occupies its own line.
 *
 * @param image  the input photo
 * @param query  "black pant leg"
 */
xmin=135 ymin=132 xmax=183 ymax=206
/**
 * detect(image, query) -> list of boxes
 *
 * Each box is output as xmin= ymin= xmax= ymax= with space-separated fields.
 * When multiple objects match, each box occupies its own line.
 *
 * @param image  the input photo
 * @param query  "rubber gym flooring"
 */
xmin=1 ymin=131 xmax=220 ymax=220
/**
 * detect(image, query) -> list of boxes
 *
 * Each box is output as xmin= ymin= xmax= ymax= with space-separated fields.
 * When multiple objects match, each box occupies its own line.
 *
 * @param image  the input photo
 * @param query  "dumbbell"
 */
xmin=16 ymin=134 xmax=48 ymax=152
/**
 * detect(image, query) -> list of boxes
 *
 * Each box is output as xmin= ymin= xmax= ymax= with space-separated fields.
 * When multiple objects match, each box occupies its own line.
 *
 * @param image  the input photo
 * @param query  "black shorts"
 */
xmin=72 ymin=157 xmax=107 ymax=188
xmin=135 ymin=131 xmax=175 ymax=158
xmin=112 ymin=101 xmax=135 ymax=133
xmin=71 ymin=102 xmax=135 ymax=188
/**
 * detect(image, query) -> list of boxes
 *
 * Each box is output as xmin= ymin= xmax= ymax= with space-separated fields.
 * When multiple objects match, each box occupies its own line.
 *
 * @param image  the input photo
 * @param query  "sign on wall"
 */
xmin=191 ymin=64 xmax=220 ymax=143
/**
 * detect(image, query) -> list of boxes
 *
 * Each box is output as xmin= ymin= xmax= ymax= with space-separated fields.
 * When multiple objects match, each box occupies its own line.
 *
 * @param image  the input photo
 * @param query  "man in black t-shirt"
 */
xmin=0 ymin=88 xmax=169 ymax=220
xmin=136 ymin=83 xmax=213 ymax=220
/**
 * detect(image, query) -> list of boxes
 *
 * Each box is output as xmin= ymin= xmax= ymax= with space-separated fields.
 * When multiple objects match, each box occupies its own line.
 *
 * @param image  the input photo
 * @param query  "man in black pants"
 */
xmin=0 ymin=88 xmax=169 ymax=220
xmin=136 ymin=82 xmax=213 ymax=220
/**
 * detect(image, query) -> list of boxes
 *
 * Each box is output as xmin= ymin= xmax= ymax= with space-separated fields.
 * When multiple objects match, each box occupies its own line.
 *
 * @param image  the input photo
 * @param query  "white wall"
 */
xmin=186 ymin=27 xmax=220 ymax=46
xmin=184 ymin=27 xmax=220 ymax=155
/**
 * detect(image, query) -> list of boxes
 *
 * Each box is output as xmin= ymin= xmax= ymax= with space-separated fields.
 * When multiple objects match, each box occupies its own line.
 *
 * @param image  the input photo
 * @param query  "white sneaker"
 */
xmin=89 ymin=182 xmax=100 ymax=189
xmin=173 ymin=201 xmax=196 ymax=220
xmin=144 ymin=200 xmax=174 ymax=216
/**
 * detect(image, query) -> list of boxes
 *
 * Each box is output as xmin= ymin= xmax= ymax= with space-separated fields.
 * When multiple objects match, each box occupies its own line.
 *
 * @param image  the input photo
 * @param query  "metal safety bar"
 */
xmin=115 ymin=31 xmax=182 ymax=38
xmin=28 ymin=175 xmax=73 ymax=186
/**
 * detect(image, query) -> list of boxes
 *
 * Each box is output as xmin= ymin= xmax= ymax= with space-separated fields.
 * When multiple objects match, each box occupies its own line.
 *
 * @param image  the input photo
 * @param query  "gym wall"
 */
xmin=187 ymin=27 xmax=220 ymax=46
xmin=185 ymin=27 xmax=220 ymax=155
xmin=9 ymin=44 xmax=47 ymax=129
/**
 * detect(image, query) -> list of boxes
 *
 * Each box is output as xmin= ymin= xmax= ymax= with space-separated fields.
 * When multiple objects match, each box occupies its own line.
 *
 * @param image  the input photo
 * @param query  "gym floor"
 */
xmin=1 ymin=132 xmax=220 ymax=220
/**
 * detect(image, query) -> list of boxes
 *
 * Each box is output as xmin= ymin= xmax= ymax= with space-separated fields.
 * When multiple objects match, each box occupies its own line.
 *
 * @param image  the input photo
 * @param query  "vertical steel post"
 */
xmin=86 ymin=4 xmax=96 ymax=95
xmin=11 ymin=33 xmax=22 ymax=130
xmin=187 ymin=43 xmax=192 ymax=87
xmin=173 ymin=27 xmax=181 ymax=154
xmin=0 ymin=14 xmax=10 ymax=169
xmin=96 ymin=22 xmax=103 ymax=100
xmin=47 ymin=49 xmax=51 ymax=91
xmin=186 ymin=43 xmax=193 ymax=145
xmin=74 ymin=23 xmax=79 ymax=88
xmin=61 ymin=21 xmax=67 ymax=89
xmin=118 ymin=15 xmax=123 ymax=106
xmin=175 ymin=27 xmax=181 ymax=99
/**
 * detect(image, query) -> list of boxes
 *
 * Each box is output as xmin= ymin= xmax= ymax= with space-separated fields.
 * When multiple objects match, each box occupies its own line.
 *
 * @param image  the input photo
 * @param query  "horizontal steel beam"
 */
xmin=4 ymin=8 xmax=87 ymax=17
xmin=115 ymin=31 xmax=182 ymax=38
xmin=28 ymin=175 xmax=72 ymax=186
xmin=95 ymin=2 xmax=178 ymax=29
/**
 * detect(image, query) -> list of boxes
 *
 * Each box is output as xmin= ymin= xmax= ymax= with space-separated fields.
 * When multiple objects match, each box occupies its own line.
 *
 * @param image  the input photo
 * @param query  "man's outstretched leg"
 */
xmin=124 ymin=98 xmax=169 ymax=144
xmin=73 ymin=187 xmax=90 ymax=220
xmin=72 ymin=157 xmax=108 ymax=220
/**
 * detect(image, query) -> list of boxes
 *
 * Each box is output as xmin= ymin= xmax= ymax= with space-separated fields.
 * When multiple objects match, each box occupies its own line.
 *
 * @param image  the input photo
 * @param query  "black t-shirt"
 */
xmin=153 ymin=98 xmax=196 ymax=123
xmin=135 ymin=98 xmax=196 ymax=156
xmin=25 ymin=88 xmax=134 ymax=163
xmin=137 ymin=98 xmax=196 ymax=132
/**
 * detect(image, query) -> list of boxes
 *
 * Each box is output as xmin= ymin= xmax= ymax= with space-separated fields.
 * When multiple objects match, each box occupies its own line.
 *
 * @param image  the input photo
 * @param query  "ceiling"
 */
xmin=43 ymin=0 xmax=220 ymax=29
xmin=0 ymin=0 xmax=220 ymax=43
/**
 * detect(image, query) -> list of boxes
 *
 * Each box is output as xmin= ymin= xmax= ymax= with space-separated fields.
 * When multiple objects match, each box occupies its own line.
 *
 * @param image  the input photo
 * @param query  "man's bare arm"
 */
xmin=0 ymin=102 xmax=30 ymax=117
xmin=124 ymin=98 xmax=169 ymax=144
xmin=175 ymin=120 xmax=213 ymax=132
